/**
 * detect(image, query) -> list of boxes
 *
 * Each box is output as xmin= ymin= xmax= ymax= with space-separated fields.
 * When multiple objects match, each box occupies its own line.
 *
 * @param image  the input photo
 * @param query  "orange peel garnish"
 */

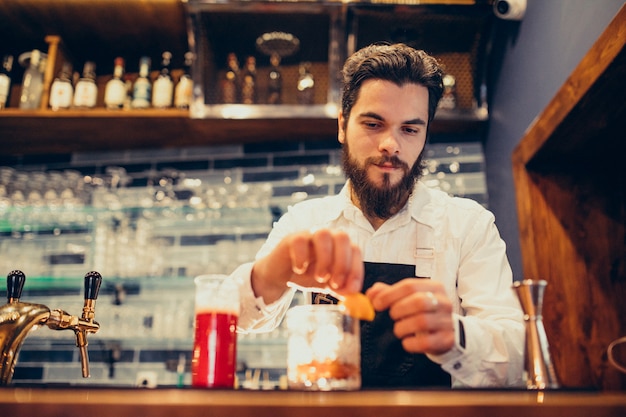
xmin=338 ymin=293 xmax=375 ymax=321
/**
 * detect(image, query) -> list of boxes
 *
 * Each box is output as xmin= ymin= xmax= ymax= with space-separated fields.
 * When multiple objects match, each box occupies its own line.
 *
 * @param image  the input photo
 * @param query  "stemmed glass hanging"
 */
xmin=256 ymin=32 xmax=300 ymax=104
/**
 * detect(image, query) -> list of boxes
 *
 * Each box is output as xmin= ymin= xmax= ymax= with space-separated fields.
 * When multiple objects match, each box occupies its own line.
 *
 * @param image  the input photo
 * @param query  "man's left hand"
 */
xmin=366 ymin=278 xmax=455 ymax=355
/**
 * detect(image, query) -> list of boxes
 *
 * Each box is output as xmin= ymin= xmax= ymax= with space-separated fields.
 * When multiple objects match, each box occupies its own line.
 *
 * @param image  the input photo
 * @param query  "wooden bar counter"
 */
xmin=1 ymin=387 xmax=626 ymax=417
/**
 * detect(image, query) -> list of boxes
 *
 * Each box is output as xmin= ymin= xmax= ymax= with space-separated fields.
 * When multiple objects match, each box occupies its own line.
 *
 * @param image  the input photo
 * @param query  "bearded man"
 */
xmin=227 ymin=43 xmax=524 ymax=388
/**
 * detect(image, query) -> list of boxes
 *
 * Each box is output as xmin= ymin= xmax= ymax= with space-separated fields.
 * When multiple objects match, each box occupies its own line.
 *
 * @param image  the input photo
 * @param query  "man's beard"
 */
xmin=342 ymin=143 xmax=425 ymax=220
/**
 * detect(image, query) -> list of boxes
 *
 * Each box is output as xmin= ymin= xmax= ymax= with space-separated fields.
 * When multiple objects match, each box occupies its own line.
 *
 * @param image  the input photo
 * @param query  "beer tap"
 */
xmin=46 ymin=271 xmax=103 ymax=377
xmin=0 ymin=270 xmax=103 ymax=385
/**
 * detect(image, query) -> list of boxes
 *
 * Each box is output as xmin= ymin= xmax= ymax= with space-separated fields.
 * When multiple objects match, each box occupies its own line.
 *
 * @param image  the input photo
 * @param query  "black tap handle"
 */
xmin=84 ymin=271 xmax=102 ymax=301
xmin=7 ymin=270 xmax=26 ymax=302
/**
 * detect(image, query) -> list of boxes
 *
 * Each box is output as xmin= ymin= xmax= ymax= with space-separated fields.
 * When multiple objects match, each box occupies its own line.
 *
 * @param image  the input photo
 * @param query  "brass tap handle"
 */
xmin=84 ymin=271 xmax=102 ymax=302
xmin=77 ymin=271 xmax=103 ymax=378
xmin=6 ymin=270 xmax=26 ymax=304
xmin=82 ymin=271 xmax=102 ymax=321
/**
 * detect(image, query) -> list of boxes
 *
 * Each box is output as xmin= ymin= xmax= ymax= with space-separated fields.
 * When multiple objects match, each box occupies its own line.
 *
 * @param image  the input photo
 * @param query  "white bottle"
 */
xmin=49 ymin=62 xmax=74 ymax=111
xmin=297 ymin=62 xmax=315 ymax=105
xmin=152 ymin=52 xmax=173 ymax=108
xmin=132 ymin=56 xmax=151 ymax=109
xmin=104 ymin=57 xmax=126 ymax=110
xmin=73 ymin=61 xmax=98 ymax=108
xmin=0 ymin=55 xmax=13 ymax=109
xmin=19 ymin=49 xmax=44 ymax=110
xmin=174 ymin=52 xmax=193 ymax=109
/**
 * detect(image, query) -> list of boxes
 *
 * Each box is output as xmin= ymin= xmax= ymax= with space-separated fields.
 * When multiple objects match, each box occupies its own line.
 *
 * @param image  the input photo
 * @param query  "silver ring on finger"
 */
xmin=425 ymin=291 xmax=438 ymax=309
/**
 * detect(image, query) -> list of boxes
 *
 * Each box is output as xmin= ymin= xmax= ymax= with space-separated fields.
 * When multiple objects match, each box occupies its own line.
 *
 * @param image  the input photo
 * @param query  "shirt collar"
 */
xmin=408 ymin=181 xmax=437 ymax=227
xmin=309 ymin=183 xmax=353 ymax=224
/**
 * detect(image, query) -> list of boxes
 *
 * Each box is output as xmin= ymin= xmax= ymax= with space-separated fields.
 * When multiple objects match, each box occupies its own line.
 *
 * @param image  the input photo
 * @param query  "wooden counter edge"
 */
xmin=1 ymin=388 xmax=626 ymax=413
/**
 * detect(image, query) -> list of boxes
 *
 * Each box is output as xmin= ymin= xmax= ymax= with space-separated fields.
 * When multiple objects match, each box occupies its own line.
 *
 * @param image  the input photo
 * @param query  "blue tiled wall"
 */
xmin=2 ymin=136 xmax=487 ymax=387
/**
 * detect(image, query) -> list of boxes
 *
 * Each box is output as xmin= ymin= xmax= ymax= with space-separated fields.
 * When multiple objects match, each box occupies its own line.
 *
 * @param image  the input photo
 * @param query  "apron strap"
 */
xmin=414 ymin=222 xmax=435 ymax=278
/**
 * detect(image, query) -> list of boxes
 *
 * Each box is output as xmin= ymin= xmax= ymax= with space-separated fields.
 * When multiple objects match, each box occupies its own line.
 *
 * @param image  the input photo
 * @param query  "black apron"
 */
xmin=314 ymin=261 xmax=451 ymax=389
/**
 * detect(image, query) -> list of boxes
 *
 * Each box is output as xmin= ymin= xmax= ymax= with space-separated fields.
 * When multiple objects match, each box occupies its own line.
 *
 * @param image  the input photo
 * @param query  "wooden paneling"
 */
xmin=512 ymin=5 xmax=626 ymax=390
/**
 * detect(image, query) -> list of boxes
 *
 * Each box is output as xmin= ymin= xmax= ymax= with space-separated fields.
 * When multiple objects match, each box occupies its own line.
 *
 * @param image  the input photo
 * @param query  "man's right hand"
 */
xmin=250 ymin=229 xmax=364 ymax=304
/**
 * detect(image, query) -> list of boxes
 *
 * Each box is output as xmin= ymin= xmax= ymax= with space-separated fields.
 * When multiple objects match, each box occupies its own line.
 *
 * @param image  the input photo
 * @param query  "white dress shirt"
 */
xmin=228 ymin=180 xmax=525 ymax=388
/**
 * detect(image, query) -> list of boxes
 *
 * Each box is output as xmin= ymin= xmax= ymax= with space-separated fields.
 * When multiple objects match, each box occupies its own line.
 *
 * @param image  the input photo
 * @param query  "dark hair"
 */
xmin=340 ymin=43 xmax=444 ymax=130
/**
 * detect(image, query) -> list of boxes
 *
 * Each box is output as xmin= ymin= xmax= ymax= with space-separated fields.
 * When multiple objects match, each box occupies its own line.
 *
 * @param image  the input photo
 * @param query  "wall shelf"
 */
xmin=0 ymin=106 xmax=486 ymax=155
xmin=0 ymin=0 xmax=493 ymax=156
xmin=0 ymin=108 xmax=337 ymax=154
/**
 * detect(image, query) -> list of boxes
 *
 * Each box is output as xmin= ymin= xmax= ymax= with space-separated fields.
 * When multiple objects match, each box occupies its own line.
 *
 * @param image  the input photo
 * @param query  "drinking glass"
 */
xmin=191 ymin=274 xmax=240 ymax=388
xmin=285 ymin=304 xmax=361 ymax=391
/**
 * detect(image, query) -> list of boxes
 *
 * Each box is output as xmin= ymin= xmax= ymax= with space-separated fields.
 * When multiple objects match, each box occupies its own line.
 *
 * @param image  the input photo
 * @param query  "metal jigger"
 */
xmin=513 ymin=279 xmax=559 ymax=389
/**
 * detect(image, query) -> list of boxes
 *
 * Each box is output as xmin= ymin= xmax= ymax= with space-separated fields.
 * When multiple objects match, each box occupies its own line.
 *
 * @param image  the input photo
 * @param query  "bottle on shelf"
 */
xmin=152 ymin=51 xmax=174 ymax=109
xmin=174 ymin=51 xmax=193 ymax=109
xmin=438 ymin=74 xmax=457 ymax=110
xmin=73 ymin=61 xmax=98 ymax=109
xmin=297 ymin=61 xmax=315 ymax=105
xmin=49 ymin=62 xmax=74 ymax=111
xmin=132 ymin=56 xmax=152 ymax=109
xmin=240 ymin=55 xmax=256 ymax=105
xmin=0 ymin=55 xmax=13 ymax=109
xmin=221 ymin=52 xmax=240 ymax=104
xmin=104 ymin=57 xmax=126 ymax=110
xmin=19 ymin=49 xmax=44 ymax=110
xmin=267 ymin=53 xmax=282 ymax=105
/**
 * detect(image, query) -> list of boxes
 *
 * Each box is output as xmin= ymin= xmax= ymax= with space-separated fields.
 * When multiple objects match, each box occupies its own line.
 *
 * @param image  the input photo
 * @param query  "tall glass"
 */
xmin=286 ymin=304 xmax=361 ymax=391
xmin=191 ymin=274 xmax=240 ymax=388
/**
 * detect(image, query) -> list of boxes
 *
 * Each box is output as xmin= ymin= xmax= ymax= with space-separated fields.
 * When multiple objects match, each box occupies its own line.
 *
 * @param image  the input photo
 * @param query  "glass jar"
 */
xmin=285 ymin=304 xmax=360 ymax=391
